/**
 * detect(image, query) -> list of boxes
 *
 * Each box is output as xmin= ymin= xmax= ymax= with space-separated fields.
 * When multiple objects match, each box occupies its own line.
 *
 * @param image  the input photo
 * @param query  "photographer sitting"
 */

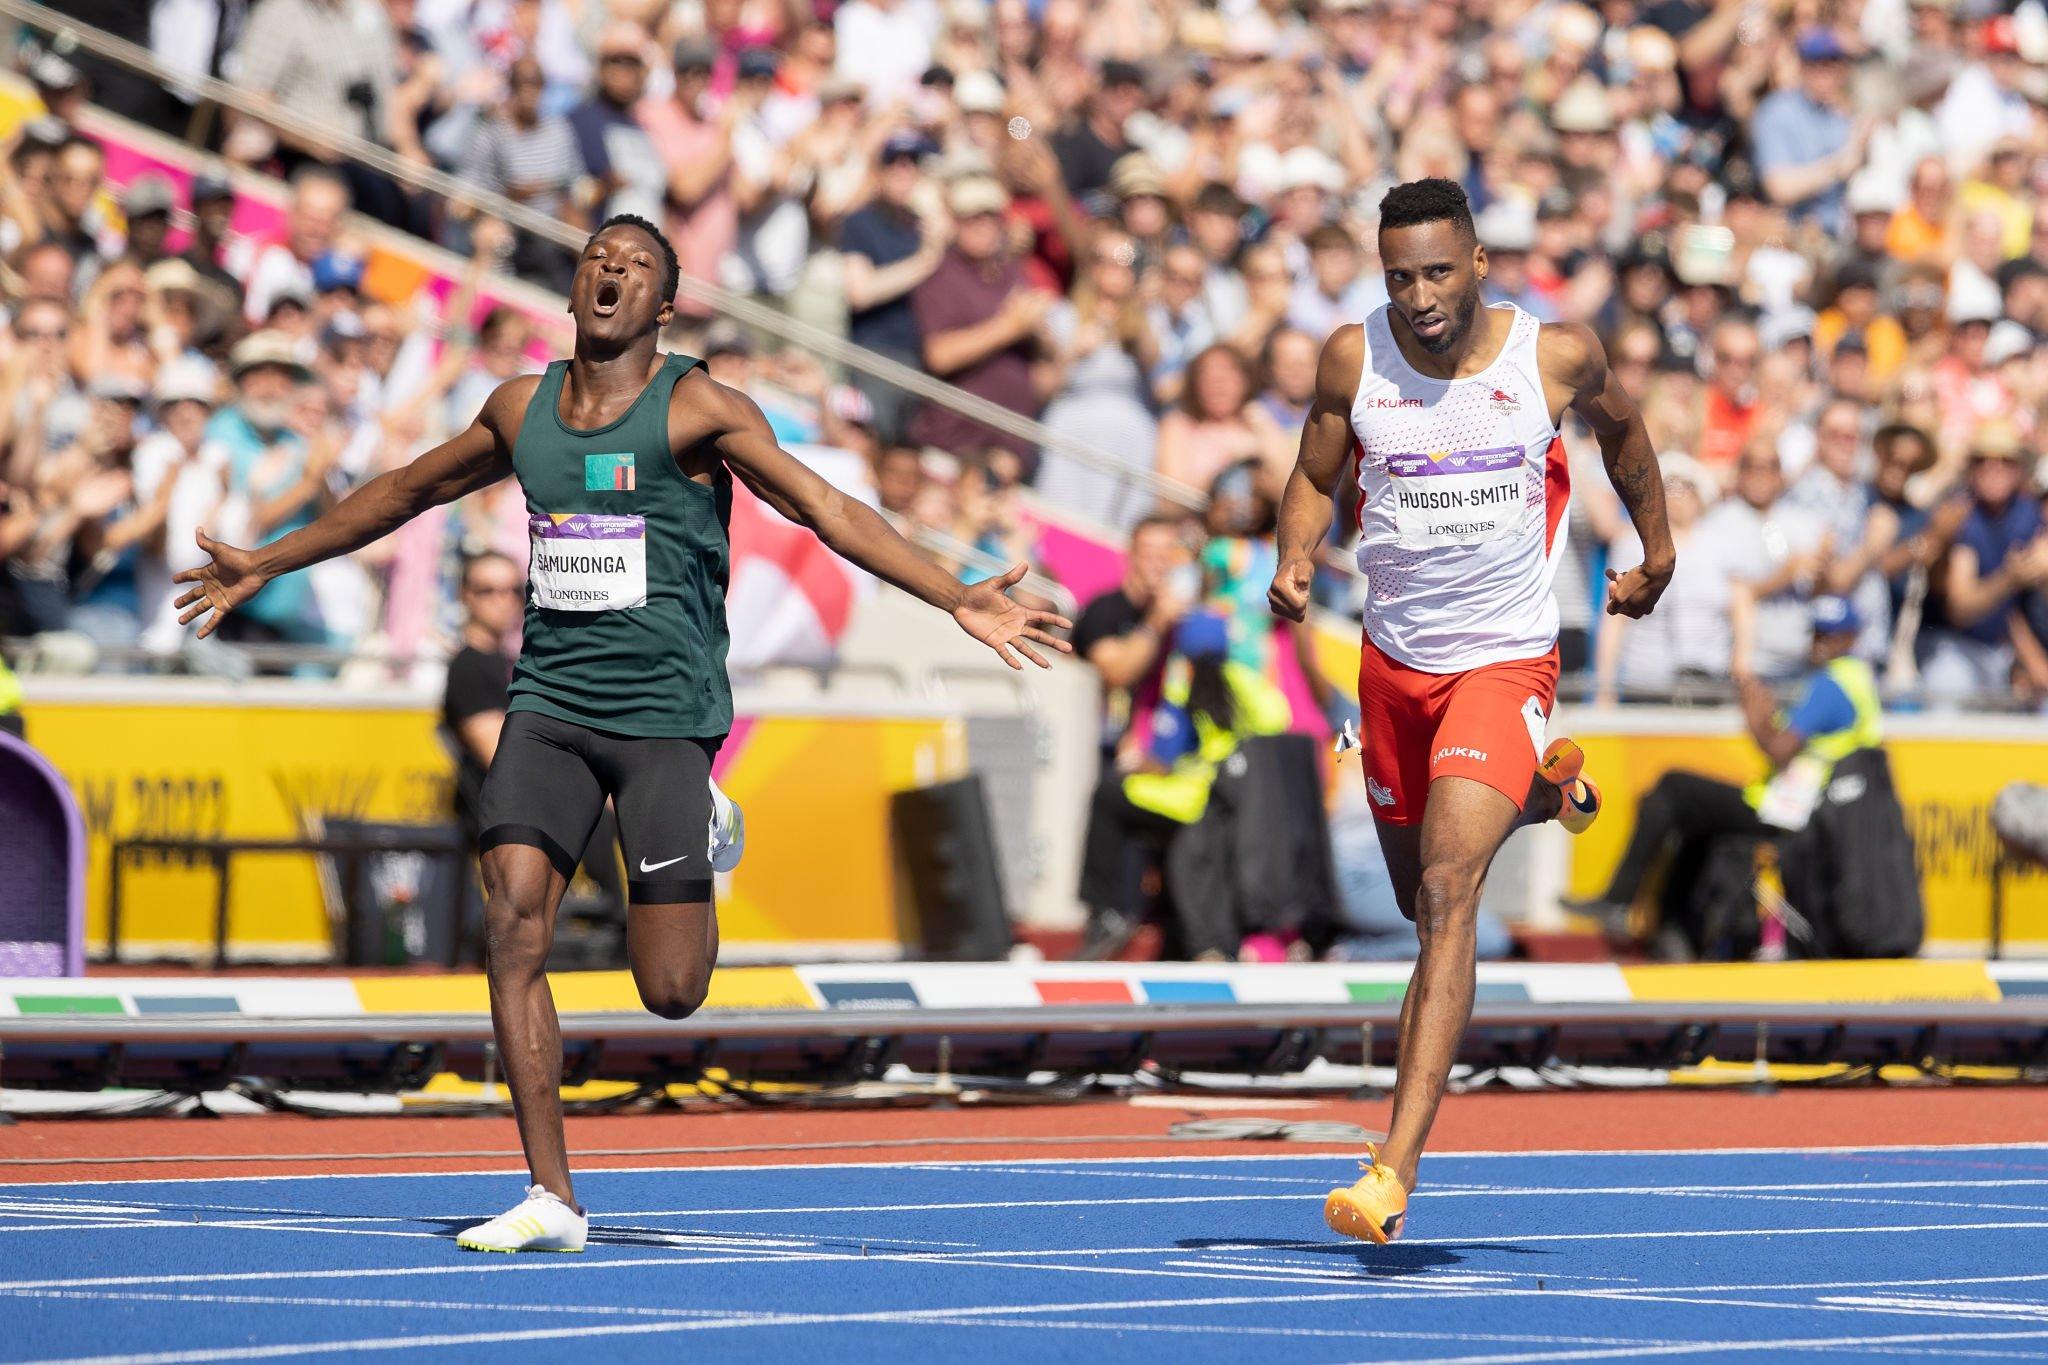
xmin=1572 ymin=597 xmax=1891 ymax=958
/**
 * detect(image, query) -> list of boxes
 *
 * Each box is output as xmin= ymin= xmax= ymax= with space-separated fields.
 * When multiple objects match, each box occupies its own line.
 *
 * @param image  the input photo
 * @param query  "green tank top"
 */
xmin=505 ymin=352 xmax=733 ymax=738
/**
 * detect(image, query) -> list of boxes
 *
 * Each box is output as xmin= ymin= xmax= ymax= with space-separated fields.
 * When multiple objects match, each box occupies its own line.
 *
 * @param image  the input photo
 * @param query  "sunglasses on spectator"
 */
xmin=599 ymin=52 xmax=644 ymax=66
xmin=466 ymin=583 xmax=523 ymax=597
xmin=1737 ymin=459 xmax=1779 ymax=474
xmin=17 ymin=326 xmax=66 ymax=342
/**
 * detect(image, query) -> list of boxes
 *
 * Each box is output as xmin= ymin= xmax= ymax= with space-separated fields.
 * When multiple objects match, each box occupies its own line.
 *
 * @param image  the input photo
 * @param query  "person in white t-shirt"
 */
xmin=134 ymin=358 xmax=232 ymax=656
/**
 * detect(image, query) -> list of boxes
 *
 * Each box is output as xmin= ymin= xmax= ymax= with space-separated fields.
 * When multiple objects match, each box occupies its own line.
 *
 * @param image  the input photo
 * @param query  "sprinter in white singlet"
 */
xmin=1268 ymin=179 xmax=1675 ymax=1244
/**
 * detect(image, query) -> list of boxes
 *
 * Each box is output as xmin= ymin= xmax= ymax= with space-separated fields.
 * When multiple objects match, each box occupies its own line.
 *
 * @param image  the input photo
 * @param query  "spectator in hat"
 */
xmin=133 ymin=357 xmax=230 ymax=655
xmin=639 ymin=38 xmax=736 ymax=316
xmin=205 ymin=330 xmax=331 ymax=650
xmin=1840 ymin=176 xmax=1903 ymax=284
xmin=1106 ymin=154 xmax=1173 ymax=265
xmin=309 ymin=252 xmax=365 ymax=329
xmin=118 ymin=174 xmax=178 ymax=270
xmin=840 ymin=130 xmax=949 ymax=445
xmin=1473 ymin=200 xmax=1555 ymax=322
xmin=1919 ymin=420 xmax=2048 ymax=702
xmin=70 ymin=260 xmax=154 ymax=392
xmin=909 ymin=175 xmax=1049 ymax=465
xmin=568 ymin=23 xmax=666 ymax=226
xmin=1053 ymin=60 xmax=1148 ymax=200
xmin=28 ymin=50 xmax=88 ymax=127
xmin=1752 ymin=29 xmax=1866 ymax=231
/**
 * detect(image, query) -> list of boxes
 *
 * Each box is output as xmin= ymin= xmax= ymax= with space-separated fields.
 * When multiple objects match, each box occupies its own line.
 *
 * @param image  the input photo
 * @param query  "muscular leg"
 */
xmin=1377 ymin=774 xmax=1524 ymax=1191
xmin=480 ymin=843 xmax=577 ymax=1205
xmin=1371 ymin=817 xmax=1427 ymax=1052
xmin=627 ymin=901 xmax=718 ymax=1019
xmin=606 ymin=733 xmax=723 ymax=1021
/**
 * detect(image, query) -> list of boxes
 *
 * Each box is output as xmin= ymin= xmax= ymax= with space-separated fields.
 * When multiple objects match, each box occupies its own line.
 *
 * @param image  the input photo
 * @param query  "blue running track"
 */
xmin=3 ymin=1144 xmax=2048 ymax=1362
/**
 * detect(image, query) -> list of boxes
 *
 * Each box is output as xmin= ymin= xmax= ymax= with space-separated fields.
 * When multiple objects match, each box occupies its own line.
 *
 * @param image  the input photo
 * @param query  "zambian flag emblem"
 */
xmin=585 ymin=452 xmax=635 ymax=491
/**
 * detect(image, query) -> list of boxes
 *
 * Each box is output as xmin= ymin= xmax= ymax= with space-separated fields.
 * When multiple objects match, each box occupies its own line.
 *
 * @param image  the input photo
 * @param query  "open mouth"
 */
xmin=593 ymin=279 xmax=622 ymax=316
xmin=1410 ymin=313 xmax=1447 ymax=335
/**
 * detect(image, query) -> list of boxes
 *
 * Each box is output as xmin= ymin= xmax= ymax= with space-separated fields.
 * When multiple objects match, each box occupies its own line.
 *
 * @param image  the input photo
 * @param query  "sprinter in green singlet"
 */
xmin=173 ymin=215 xmax=1071 ymax=1253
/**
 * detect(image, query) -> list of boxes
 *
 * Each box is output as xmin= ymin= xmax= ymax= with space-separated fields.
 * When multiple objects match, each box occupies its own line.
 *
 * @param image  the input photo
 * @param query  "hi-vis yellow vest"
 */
xmin=1746 ymin=655 xmax=1884 ymax=830
xmin=0 ymin=653 xmax=20 ymax=717
xmin=1122 ymin=661 xmax=1291 ymax=824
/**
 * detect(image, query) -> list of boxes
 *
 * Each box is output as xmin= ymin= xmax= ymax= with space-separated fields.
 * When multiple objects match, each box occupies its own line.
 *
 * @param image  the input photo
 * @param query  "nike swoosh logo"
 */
xmin=638 ymin=855 xmax=689 ymax=872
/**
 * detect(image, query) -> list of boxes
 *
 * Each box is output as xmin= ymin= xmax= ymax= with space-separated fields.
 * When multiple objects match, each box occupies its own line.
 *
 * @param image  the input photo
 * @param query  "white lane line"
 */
xmin=866 ymin=1318 xmax=1685 ymax=1348
xmin=1824 ymin=1297 xmax=2048 ymax=1320
xmin=1399 ymin=1220 xmax=2048 ymax=1247
xmin=16 ymin=1289 xmax=1398 ymax=1365
xmin=912 ymin=1165 xmax=1326 ymax=1185
xmin=4 ymin=1141 xmax=2044 ymax=1191
xmin=0 ymin=1288 xmax=770 ymax=1319
xmin=1331 ymin=1327 xmax=2048 ymax=1365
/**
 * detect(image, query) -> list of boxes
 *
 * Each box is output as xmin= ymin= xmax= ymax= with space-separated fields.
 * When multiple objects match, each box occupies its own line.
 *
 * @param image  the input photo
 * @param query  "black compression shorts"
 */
xmin=478 ymin=711 xmax=722 ymax=905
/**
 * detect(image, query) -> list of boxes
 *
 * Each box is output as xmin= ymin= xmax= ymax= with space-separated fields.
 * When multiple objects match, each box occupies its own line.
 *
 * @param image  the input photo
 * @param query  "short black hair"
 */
xmin=1377 ymin=178 xmax=1476 ymax=242
xmin=590 ymin=213 xmax=680 ymax=304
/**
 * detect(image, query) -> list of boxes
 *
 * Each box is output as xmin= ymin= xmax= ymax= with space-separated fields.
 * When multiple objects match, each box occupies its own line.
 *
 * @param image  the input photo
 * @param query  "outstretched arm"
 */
xmin=1267 ymin=324 xmax=1362 ymax=623
xmin=695 ymin=373 xmax=1071 ymax=669
xmin=1547 ymin=323 xmax=1671 ymax=619
xmin=174 ymin=379 xmax=527 ymax=637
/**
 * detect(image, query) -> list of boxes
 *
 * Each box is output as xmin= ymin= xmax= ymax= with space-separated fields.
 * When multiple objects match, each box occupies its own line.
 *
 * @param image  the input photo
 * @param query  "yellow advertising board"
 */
xmin=1299 ymin=613 xmax=2048 ymax=952
xmin=1568 ymin=718 xmax=2048 ymax=952
xmin=20 ymin=685 xmax=965 ymax=959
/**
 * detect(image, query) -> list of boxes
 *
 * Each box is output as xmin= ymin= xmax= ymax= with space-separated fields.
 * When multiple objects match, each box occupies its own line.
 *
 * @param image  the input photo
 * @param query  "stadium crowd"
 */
xmin=7 ymin=0 xmax=2048 ymax=710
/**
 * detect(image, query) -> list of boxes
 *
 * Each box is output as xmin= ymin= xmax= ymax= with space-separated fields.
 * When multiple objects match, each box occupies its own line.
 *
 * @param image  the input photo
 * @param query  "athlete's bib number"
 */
xmin=1384 ymin=445 xmax=1526 ymax=549
xmin=528 ymin=512 xmax=647 ymax=611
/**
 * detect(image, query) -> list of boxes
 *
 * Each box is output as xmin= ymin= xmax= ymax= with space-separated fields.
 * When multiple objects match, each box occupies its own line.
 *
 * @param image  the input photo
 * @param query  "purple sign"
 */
xmin=530 ymin=513 xmax=645 ymax=541
xmin=1383 ymin=445 xmax=1525 ymax=478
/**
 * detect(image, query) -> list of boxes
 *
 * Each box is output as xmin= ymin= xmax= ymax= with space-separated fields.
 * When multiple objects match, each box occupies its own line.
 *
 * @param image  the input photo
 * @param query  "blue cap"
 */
xmin=1174 ymin=610 xmax=1229 ymax=663
xmin=736 ymin=46 xmax=779 ymax=80
xmin=1812 ymin=596 xmax=1862 ymax=637
xmin=311 ymin=251 xmax=363 ymax=293
xmin=1796 ymin=27 xmax=1851 ymax=62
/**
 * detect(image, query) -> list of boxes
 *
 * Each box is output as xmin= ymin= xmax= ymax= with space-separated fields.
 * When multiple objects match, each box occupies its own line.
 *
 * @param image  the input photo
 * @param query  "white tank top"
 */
xmin=1349 ymin=302 xmax=1570 ymax=673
